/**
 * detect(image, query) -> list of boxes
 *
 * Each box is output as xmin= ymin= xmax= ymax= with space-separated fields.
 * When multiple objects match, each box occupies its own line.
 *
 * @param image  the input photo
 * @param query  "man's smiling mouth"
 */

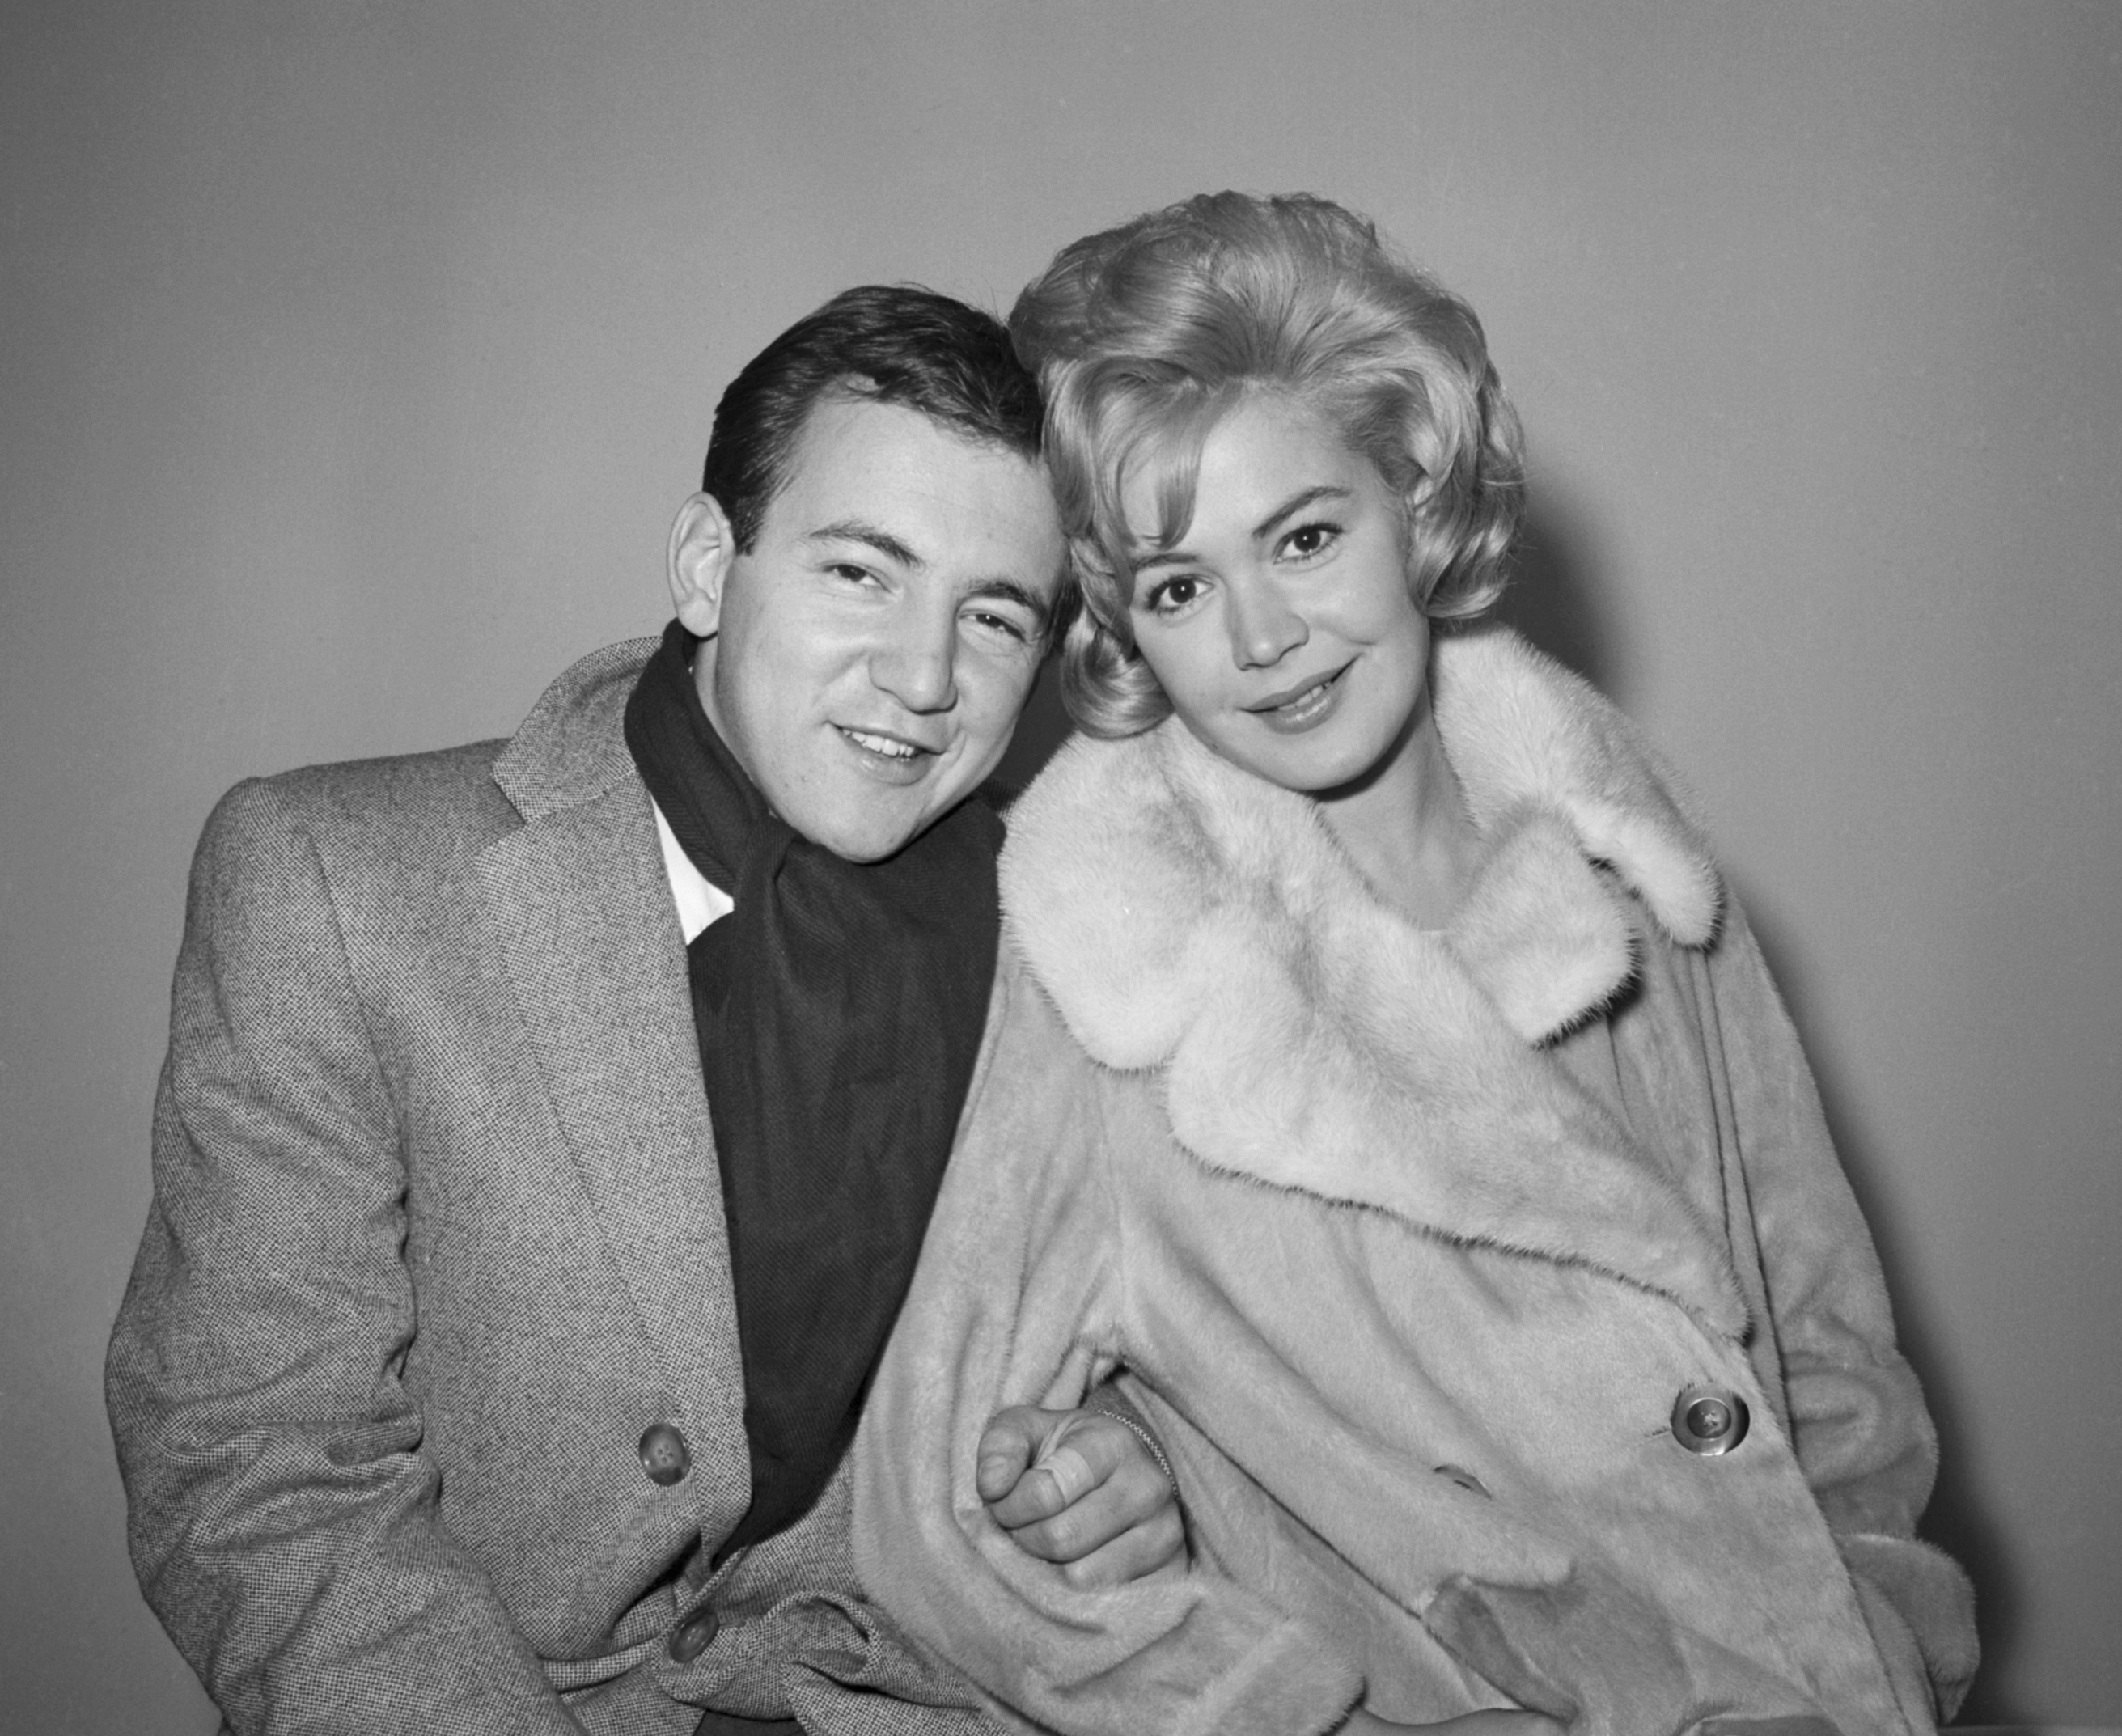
xmin=839 ymin=726 xmax=926 ymax=761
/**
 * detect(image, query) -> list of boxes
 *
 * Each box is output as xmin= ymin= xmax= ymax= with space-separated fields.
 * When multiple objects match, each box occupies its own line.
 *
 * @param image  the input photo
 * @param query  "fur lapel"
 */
xmin=1001 ymin=625 xmax=1744 ymax=1332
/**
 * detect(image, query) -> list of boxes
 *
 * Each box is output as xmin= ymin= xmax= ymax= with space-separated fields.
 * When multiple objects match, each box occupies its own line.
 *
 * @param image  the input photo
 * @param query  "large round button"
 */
xmin=638 ymin=1421 xmax=691 ymax=1486
xmin=1671 ymin=1385 xmax=1750 ymax=1455
xmin=667 ymin=1603 xmax=719 ymax=1663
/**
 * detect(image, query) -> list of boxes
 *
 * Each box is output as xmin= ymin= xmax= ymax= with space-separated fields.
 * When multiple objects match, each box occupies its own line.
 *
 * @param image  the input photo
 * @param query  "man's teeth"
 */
xmin=847 ymin=730 xmax=917 ymax=759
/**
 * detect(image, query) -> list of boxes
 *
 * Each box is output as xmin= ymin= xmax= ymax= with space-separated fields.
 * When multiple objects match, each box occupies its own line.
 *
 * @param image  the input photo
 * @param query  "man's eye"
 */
xmin=968 ymin=610 xmax=1030 ymax=644
xmin=828 ymin=562 xmax=879 ymax=586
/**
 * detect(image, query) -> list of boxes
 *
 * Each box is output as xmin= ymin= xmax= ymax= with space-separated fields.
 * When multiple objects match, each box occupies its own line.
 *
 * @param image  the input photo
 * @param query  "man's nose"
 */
xmin=871 ymin=613 xmax=959 ymax=713
xmin=1228 ymin=578 xmax=1308 ymax=670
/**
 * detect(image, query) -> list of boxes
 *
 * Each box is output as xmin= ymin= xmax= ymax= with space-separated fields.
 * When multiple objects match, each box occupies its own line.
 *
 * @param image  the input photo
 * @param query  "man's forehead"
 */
xmin=769 ymin=396 xmax=1061 ymax=571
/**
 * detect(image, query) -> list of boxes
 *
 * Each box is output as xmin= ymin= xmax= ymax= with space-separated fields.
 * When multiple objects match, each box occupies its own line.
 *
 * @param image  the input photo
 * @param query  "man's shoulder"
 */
xmin=210 ymin=739 xmax=515 ymax=857
xmin=266 ymin=737 xmax=508 ymax=803
xmin=197 ymin=635 xmax=661 ymax=875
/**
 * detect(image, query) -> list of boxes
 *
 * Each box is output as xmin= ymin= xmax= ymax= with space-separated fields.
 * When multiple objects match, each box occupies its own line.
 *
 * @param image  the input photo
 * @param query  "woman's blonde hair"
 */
xmin=1010 ymin=193 xmax=1525 ymax=738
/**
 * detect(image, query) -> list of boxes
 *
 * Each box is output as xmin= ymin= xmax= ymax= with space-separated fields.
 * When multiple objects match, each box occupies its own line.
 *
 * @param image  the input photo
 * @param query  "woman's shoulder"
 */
xmin=1433 ymin=623 xmax=1723 ymax=951
xmin=997 ymin=719 xmax=1346 ymax=1072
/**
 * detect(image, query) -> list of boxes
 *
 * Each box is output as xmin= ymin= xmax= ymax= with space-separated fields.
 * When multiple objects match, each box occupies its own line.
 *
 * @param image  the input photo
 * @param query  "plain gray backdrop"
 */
xmin=4 ymin=3 xmax=2118 ymax=1730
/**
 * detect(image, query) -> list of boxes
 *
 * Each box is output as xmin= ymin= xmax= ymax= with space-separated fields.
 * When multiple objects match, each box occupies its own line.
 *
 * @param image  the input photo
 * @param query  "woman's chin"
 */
xmin=1206 ymin=731 xmax=1400 ymax=798
xmin=1197 ymin=703 xmax=1421 ymax=798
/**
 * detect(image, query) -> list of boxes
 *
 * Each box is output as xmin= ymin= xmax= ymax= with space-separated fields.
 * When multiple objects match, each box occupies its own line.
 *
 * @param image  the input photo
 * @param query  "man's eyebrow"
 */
xmin=962 ymin=577 xmax=1054 ymax=629
xmin=803 ymin=519 xmax=925 ymax=569
xmin=805 ymin=522 xmax=1052 ymax=628
xmin=1129 ymin=484 xmax=1353 ymax=573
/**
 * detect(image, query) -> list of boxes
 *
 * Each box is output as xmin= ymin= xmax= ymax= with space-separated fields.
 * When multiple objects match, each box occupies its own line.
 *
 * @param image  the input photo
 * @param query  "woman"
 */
xmin=851 ymin=194 xmax=1976 ymax=1736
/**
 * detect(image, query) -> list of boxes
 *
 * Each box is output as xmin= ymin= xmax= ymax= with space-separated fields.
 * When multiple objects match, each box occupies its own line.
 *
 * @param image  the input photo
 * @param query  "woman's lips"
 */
xmin=1248 ymin=662 xmax=1352 ymax=734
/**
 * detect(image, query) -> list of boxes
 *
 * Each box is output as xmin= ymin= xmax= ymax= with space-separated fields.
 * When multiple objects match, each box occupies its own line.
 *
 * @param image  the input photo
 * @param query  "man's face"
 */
xmin=672 ymin=396 xmax=1066 ymax=862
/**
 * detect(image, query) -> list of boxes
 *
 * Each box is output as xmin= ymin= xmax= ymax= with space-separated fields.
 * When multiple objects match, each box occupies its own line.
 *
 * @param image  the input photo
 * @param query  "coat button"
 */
xmin=667 ymin=1603 xmax=719 ymax=1663
xmin=638 ymin=1422 xmax=690 ymax=1486
xmin=1671 ymin=1384 xmax=1750 ymax=1455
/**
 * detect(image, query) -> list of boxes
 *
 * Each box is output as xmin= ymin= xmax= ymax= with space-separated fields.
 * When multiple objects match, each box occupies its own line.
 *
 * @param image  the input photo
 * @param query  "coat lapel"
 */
xmin=1002 ymin=625 xmax=1747 ymax=1334
xmin=478 ymin=640 xmax=751 ymax=1525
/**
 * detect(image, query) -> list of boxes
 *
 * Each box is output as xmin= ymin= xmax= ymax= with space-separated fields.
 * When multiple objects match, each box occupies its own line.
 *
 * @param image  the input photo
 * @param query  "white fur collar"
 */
xmin=1002 ymin=625 xmax=1744 ymax=1331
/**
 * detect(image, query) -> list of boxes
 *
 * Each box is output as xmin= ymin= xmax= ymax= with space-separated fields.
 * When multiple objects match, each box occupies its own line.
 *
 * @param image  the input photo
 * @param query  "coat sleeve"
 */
xmin=1692 ymin=903 xmax=1980 ymax=1723
xmin=104 ymin=778 xmax=592 ymax=1736
xmin=851 ymin=965 xmax=1365 ymax=1736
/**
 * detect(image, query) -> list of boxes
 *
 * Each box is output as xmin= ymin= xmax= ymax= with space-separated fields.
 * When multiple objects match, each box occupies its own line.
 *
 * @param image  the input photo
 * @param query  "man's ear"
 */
xmin=667 ymin=493 xmax=738 ymax=637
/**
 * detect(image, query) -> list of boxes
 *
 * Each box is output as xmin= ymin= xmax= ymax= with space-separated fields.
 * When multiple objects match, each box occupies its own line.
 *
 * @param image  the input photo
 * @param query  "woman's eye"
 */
xmin=1282 ymin=522 xmax=1339 ymax=559
xmin=1146 ymin=575 xmax=1201 ymax=615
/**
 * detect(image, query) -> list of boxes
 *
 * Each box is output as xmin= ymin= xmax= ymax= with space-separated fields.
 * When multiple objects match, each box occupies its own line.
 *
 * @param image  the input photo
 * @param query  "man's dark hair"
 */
xmin=703 ymin=284 xmax=1045 ymax=553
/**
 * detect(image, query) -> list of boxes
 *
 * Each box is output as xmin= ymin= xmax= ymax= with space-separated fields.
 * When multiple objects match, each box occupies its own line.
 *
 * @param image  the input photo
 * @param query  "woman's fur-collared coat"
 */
xmin=852 ymin=626 xmax=1976 ymax=1736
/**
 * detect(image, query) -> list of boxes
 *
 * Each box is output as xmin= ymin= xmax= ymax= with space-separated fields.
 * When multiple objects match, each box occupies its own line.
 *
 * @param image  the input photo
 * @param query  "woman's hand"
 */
xmin=1342 ymin=1710 xmax=1565 ymax=1734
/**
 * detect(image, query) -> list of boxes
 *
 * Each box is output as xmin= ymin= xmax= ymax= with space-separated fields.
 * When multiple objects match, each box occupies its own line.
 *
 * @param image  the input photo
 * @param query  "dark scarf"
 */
xmin=622 ymin=621 xmax=1002 ymax=1555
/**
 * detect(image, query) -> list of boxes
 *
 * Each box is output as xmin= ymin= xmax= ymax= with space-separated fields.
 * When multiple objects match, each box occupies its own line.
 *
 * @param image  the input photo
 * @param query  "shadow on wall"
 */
xmin=1493 ymin=497 xmax=1622 ymax=697
xmin=991 ymin=651 xmax=1073 ymax=799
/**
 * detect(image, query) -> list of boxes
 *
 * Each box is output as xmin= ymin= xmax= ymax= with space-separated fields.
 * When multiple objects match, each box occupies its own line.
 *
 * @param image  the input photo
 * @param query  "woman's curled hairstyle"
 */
xmin=1010 ymin=192 xmax=1526 ymax=738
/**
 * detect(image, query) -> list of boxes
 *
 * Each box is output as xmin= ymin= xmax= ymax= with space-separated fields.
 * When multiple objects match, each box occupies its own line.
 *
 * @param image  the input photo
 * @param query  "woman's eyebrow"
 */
xmin=1251 ymin=484 xmax=1350 ymax=542
xmin=1132 ymin=483 xmax=1353 ymax=574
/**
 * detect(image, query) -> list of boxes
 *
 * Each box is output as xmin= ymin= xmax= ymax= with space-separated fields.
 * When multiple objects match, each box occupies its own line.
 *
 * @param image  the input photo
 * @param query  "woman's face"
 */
xmin=1123 ymin=394 xmax=1431 ymax=795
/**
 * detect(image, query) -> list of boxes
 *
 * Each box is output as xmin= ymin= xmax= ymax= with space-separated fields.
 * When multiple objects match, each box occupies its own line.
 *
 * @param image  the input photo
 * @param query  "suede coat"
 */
xmin=853 ymin=626 xmax=1976 ymax=1736
xmin=106 ymin=641 xmax=988 ymax=1736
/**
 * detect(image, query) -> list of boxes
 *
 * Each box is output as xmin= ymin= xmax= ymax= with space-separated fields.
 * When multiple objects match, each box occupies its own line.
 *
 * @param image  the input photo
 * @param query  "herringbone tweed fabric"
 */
xmin=107 ymin=640 xmax=997 ymax=1736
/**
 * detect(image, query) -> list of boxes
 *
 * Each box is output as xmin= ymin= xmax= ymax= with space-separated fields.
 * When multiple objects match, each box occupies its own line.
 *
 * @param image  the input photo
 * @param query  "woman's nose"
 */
xmin=1227 ymin=579 xmax=1308 ymax=669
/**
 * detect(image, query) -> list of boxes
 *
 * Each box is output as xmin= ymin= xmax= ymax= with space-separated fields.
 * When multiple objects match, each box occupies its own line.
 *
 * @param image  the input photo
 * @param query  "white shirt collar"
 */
xmin=652 ymin=799 xmax=735 ymax=942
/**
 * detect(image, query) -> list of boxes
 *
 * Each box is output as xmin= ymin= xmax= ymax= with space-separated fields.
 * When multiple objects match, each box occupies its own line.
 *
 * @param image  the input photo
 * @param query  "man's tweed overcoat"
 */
xmin=108 ymin=639 xmax=983 ymax=1736
xmin=854 ymin=625 xmax=1978 ymax=1736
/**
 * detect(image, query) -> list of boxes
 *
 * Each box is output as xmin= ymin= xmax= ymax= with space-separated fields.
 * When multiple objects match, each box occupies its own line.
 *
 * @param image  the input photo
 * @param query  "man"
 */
xmin=107 ymin=286 xmax=1179 ymax=1736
